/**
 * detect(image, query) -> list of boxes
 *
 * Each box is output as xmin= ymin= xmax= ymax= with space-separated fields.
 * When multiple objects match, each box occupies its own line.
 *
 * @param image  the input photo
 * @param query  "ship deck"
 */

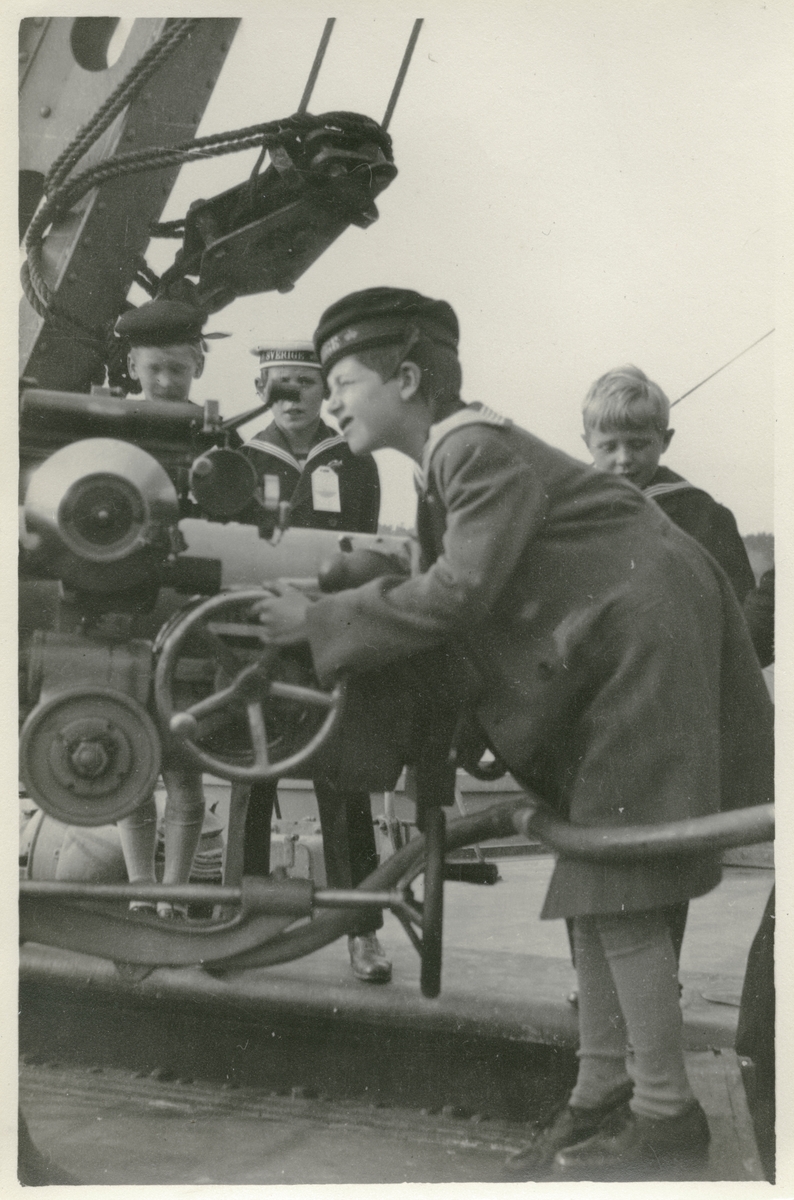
xmin=20 ymin=839 xmax=773 ymax=1185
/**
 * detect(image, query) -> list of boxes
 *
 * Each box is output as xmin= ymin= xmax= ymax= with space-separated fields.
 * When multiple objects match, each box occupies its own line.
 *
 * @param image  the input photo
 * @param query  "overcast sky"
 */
xmin=134 ymin=1 xmax=787 ymax=534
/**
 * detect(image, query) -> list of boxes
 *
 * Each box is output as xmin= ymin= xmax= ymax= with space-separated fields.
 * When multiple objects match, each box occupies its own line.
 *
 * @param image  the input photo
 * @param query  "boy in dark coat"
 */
xmin=582 ymin=365 xmax=755 ymax=603
xmin=580 ymin=365 xmax=758 ymax=974
xmin=240 ymin=342 xmax=389 ymax=983
xmin=254 ymin=287 xmax=773 ymax=1180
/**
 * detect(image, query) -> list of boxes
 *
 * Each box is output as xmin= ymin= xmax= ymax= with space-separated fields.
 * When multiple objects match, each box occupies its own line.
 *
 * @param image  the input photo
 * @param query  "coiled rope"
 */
xmin=45 ymin=19 xmax=200 ymax=194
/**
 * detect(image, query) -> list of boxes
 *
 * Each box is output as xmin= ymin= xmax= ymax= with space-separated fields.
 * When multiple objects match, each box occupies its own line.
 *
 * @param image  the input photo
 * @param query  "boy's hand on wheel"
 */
xmin=254 ymin=582 xmax=311 ymax=644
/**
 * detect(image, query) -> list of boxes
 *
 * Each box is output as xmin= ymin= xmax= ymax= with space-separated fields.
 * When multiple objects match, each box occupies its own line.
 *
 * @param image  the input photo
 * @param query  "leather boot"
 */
xmin=552 ymin=1098 xmax=710 ymax=1181
xmin=503 ymin=1081 xmax=634 ymax=1179
xmin=348 ymin=934 xmax=392 ymax=983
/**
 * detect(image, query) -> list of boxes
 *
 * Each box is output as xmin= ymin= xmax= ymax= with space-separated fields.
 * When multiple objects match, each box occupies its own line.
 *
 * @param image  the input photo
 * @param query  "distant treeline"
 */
xmin=743 ymin=532 xmax=774 ymax=582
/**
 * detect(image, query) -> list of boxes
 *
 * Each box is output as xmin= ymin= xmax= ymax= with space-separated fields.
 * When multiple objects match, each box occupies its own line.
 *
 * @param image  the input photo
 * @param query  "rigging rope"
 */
xmin=23 ymin=16 xmax=419 ymax=351
xmin=382 ymin=19 xmax=424 ymax=131
xmin=670 ymin=329 xmax=775 ymax=407
xmin=45 ymin=19 xmax=199 ymax=194
xmin=23 ymin=112 xmax=393 ymax=322
xmin=298 ymin=18 xmax=336 ymax=114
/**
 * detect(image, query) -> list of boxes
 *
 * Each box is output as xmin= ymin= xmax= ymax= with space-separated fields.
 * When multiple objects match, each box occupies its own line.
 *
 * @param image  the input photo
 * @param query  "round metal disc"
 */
xmin=20 ymin=687 xmax=161 ymax=826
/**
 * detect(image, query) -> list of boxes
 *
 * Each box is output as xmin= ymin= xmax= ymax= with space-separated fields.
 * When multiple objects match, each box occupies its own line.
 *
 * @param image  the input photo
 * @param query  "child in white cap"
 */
xmin=240 ymin=341 xmax=390 ymax=982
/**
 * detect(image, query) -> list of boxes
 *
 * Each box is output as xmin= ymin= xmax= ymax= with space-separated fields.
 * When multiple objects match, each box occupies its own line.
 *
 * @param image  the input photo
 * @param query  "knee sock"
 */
xmin=161 ymin=768 xmax=205 ymax=885
xmin=594 ymin=910 xmax=694 ymax=1120
xmin=117 ymin=796 xmax=157 ymax=882
xmin=570 ymin=915 xmax=633 ymax=1109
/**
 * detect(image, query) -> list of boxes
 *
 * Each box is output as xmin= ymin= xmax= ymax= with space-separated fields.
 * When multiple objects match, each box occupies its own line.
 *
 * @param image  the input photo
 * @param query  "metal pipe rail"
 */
xmin=19 ymin=797 xmax=773 ymax=974
xmin=513 ymin=799 xmax=775 ymax=861
xmin=20 ymin=881 xmax=402 ymax=911
xmin=202 ymin=796 xmax=774 ymax=972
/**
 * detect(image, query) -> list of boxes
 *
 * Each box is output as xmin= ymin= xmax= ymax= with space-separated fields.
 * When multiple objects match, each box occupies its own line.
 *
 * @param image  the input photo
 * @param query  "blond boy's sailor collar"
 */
xmin=643 ymin=478 xmax=694 ymax=499
xmin=414 ymin=403 xmax=510 ymax=492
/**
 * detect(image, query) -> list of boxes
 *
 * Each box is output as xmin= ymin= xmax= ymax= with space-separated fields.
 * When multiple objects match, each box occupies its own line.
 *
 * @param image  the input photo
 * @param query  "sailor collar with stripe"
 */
xmin=245 ymin=418 xmax=346 ymax=474
xmin=643 ymin=468 xmax=695 ymax=501
xmin=414 ymin=403 xmax=511 ymax=493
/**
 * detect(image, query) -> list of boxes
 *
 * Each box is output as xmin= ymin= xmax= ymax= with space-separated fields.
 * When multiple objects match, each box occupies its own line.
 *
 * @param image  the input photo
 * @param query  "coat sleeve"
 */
xmin=706 ymin=504 xmax=756 ymax=604
xmin=743 ymin=567 xmax=775 ymax=667
xmin=306 ymin=428 xmax=547 ymax=682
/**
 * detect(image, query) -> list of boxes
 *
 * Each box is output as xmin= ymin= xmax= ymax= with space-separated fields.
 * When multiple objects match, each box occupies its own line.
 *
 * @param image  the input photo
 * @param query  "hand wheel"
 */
xmin=154 ymin=589 xmax=344 ymax=781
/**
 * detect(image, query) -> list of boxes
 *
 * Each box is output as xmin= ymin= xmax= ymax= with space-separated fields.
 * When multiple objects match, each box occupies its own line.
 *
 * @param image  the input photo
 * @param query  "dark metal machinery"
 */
xmin=19 ymin=17 xmax=241 ymax=392
xmin=19 ymin=17 xmax=406 ymax=392
xmin=17 ymin=13 xmax=455 ymax=993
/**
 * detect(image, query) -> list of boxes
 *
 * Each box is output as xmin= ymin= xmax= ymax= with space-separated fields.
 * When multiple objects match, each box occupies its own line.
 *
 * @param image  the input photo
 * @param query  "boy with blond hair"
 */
xmin=582 ymin=365 xmax=754 ymax=602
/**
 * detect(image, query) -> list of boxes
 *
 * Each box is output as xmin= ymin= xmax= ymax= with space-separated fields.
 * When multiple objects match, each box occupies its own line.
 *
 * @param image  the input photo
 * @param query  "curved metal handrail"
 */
xmin=19 ymin=795 xmax=773 ymax=970
xmin=514 ymin=800 xmax=774 ymax=861
xmin=213 ymin=796 xmax=773 ymax=970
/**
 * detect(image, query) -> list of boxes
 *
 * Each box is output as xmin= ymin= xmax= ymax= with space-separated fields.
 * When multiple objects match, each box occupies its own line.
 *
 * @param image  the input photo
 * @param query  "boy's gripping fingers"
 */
xmin=253 ymin=582 xmax=311 ymax=644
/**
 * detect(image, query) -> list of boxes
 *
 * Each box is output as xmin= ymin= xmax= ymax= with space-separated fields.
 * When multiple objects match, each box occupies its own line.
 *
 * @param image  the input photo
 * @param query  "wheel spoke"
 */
xmin=194 ymin=624 xmax=244 ymax=679
xmin=247 ymin=701 xmax=270 ymax=769
xmin=184 ymin=679 xmax=240 ymax=722
xmin=157 ymin=589 xmax=344 ymax=783
xmin=206 ymin=621 xmax=273 ymax=642
xmin=269 ymin=681 xmax=334 ymax=707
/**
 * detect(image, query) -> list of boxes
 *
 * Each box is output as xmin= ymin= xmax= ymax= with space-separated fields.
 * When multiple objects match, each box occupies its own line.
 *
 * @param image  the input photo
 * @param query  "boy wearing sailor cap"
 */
xmin=112 ymin=297 xmax=213 ymax=916
xmin=116 ymin=297 xmax=207 ymax=407
xmin=254 ymin=287 xmax=773 ymax=1180
xmin=241 ymin=340 xmax=390 ymax=983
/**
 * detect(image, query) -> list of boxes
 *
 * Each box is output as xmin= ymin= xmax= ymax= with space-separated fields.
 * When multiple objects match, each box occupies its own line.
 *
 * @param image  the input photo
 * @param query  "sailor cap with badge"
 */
xmin=246 ymin=339 xmax=343 ymax=517
xmin=313 ymin=287 xmax=459 ymax=375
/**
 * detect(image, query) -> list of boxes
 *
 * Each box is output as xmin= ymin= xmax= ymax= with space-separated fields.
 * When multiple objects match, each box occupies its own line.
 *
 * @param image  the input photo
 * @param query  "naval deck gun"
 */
xmin=18 ymin=18 xmax=773 ymax=1002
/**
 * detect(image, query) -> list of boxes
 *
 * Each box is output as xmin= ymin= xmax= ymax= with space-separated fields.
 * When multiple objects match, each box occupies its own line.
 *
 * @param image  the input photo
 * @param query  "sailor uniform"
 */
xmin=242 ymin=418 xmax=380 ymax=532
xmin=306 ymin=403 xmax=774 ymax=921
xmin=643 ymin=466 xmax=755 ymax=603
xmin=241 ymin=415 xmax=382 ymax=933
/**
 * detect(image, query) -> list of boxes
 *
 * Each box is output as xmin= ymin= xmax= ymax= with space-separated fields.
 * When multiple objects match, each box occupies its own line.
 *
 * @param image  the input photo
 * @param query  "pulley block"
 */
xmin=161 ymin=112 xmax=398 ymax=312
xmin=20 ymin=686 xmax=161 ymax=826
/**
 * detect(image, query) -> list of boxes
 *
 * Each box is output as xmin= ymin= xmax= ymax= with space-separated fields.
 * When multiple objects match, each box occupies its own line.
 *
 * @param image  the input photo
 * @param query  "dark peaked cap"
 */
xmin=314 ymin=287 xmax=459 ymax=375
xmin=115 ymin=298 xmax=208 ymax=347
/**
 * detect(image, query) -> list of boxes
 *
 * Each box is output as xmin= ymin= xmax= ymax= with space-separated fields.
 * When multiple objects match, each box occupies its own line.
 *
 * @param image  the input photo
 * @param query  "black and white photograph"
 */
xmin=13 ymin=2 xmax=789 ymax=1191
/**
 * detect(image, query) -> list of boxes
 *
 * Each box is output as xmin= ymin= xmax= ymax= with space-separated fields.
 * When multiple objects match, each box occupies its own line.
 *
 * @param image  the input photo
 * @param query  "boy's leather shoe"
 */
xmin=503 ymin=1081 xmax=634 ymax=1179
xmin=552 ymin=1099 xmax=710 ymax=1181
xmin=348 ymin=934 xmax=392 ymax=982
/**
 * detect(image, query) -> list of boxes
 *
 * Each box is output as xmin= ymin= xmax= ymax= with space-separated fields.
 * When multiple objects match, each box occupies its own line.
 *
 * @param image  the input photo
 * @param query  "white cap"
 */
xmin=250 ymin=340 xmax=321 ymax=370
